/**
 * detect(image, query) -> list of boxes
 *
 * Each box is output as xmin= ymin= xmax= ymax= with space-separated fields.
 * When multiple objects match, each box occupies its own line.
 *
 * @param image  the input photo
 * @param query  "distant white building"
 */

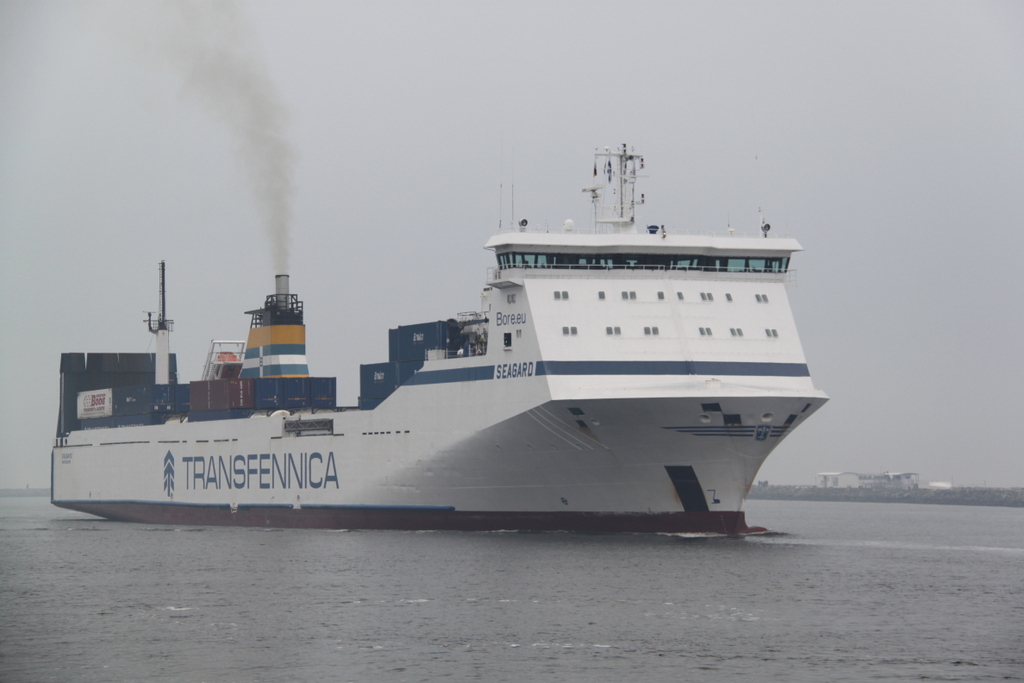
xmin=816 ymin=472 xmax=920 ymax=489
xmin=860 ymin=472 xmax=919 ymax=489
xmin=817 ymin=472 xmax=860 ymax=488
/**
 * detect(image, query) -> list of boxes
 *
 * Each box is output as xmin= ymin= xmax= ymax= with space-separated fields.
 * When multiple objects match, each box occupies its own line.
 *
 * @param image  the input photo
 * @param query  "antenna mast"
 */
xmin=146 ymin=261 xmax=174 ymax=384
xmin=584 ymin=144 xmax=646 ymax=232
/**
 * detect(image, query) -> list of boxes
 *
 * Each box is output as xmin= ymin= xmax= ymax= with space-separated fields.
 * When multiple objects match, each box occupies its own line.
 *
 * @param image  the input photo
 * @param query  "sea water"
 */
xmin=1 ymin=497 xmax=1021 ymax=682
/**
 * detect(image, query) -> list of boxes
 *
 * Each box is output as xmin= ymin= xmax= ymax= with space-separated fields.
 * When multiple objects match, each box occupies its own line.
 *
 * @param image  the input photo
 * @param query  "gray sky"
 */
xmin=2 ymin=1 xmax=1022 ymax=489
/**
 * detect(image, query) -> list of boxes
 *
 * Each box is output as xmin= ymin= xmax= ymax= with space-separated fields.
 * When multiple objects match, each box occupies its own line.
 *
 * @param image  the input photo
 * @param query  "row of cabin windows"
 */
xmin=500 ymin=252 xmax=790 ymax=272
xmin=558 ymin=326 xmax=781 ymax=338
xmin=560 ymin=290 xmax=770 ymax=303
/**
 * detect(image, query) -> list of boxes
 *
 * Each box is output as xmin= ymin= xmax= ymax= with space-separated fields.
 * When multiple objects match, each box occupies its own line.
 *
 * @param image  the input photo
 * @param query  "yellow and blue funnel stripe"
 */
xmin=240 ymin=325 xmax=309 ymax=378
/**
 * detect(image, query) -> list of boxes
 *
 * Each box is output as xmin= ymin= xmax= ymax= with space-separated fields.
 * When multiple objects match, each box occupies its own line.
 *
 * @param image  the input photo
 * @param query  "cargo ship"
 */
xmin=51 ymin=145 xmax=827 ymax=534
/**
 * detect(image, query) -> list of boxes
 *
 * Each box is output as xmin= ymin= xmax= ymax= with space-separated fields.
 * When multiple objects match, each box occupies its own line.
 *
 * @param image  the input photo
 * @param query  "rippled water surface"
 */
xmin=1 ymin=497 xmax=1021 ymax=682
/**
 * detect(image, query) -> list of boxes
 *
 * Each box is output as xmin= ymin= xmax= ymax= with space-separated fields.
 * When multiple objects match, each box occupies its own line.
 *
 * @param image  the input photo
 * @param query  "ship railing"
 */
xmin=494 ymin=225 xmax=791 ymax=239
xmin=487 ymin=265 xmax=795 ymax=280
xmin=426 ymin=344 xmax=488 ymax=360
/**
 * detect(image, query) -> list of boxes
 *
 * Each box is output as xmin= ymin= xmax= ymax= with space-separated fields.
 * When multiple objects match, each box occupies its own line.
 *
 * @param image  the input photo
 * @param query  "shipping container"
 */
xmin=358 ymin=397 xmax=385 ymax=411
xmin=77 ymin=388 xmax=113 ymax=419
xmin=388 ymin=321 xmax=458 ymax=363
xmin=174 ymin=383 xmax=190 ymax=413
xmin=189 ymin=379 xmax=254 ymax=411
xmin=283 ymin=377 xmax=310 ymax=408
xmin=112 ymin=384 xmax=175 ymax=416
xmin=359 ymin=361 xmax=422 ymax=406
xmin=310 ymin=377 xmax=337 ymax=409
xmin=187 ymin=408 xmax=254 ymax=423
xmin=254 ymin=377 xmax=284 ymax=409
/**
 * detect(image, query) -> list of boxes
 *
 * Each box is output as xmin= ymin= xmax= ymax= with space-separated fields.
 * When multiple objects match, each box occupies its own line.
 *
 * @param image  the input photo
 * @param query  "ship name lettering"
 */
xmin=180 ymin=452 xmax=339 ymax=490
xmin=495 ymin=312 xmax=526 ymax=327
xmin=496 ymin=361 xmax=534 ymax=380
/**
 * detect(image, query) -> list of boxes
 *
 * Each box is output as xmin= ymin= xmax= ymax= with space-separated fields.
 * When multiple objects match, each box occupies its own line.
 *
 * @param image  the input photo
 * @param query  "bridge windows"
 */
xmin=699 ymin=327 xmax=713 ymax=336
xmin=496 ymin=251 xmax=789 ymax=272
xmin=756 ymin=293 xmax=770 ymax=303
xmin=765 ymin=328 xmax=779 ymax=338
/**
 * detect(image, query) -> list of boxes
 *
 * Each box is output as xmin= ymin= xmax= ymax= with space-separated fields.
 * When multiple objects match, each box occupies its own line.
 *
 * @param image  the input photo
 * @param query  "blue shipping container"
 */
xmin=255 ymin=377 xmax=284 ymax=409
xmin=359 ymin=361 xmax=422 ymax=401
xmin=389 ymin=321 xmax=453 ymax=363
xmin=113 ymin=384 xmax=175 ymax=416
xmin=358 ymin=397 xmax=385 ymax=411
xmin=283 ymin=377 xmax=310 ymax=408
xmin=174 ymin=383 xmax=190 ymax=413
xmin=310 ymin=377 xmax=337 ymax=408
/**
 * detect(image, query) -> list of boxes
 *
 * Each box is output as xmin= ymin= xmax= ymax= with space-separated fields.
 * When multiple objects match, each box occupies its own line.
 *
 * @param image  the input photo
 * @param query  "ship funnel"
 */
xmin=241 ymin=272 xmax=308 ymax=378
xmin=275 ymin=274 xmax=289 ymax=309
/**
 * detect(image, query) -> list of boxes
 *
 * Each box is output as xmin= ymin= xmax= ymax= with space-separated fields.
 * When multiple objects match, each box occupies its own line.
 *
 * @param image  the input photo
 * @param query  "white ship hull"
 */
xmin=53 ymin=356 xmax=825 ymax=533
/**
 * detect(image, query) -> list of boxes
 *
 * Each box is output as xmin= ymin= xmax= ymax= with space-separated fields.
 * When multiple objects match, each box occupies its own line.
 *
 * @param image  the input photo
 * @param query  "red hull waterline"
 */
xmin=53 ymin=501 xmax=766 ymax=535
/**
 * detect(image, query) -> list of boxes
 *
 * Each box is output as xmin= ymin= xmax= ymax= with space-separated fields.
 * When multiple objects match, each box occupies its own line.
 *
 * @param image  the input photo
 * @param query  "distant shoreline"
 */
xmin=747 ymin=485 xmax=1024 ymax=508
xmin=0 ymin=488 xmax=50 ymax=498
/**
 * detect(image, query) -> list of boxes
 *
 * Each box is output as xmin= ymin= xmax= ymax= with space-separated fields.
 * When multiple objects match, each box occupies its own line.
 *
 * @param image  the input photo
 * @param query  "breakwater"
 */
xmin=747 ymin=485 xmax=1024 ymax=508
xmin=0 ymin=488 xmax=50 ymax=498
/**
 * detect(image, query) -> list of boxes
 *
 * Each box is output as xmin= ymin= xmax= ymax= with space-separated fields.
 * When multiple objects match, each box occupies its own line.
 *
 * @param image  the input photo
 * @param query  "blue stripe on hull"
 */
xmin=402 ymin=360 xmax=810 ymax=386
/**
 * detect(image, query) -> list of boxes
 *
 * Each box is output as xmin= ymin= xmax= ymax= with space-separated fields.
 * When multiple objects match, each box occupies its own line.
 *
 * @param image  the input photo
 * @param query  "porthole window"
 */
xmin=614 ymin=326 xmax=621 ymax=335
xmin=707 ymin=293 xmax=714 ymax=302
xmin=644 ymin=327 xmax=651 ymax=335
xmin=562 ymin=326 xmax=569 ymax=335
xmin=657 ymin=291 xmax=665 ymax=300
xmin=606 ymin=327 xmax=613 ymax=335
xmin=629 ymin=291 xmax=636 ymax=300
xmin=730 ymin=328 xmax=737 ymax=336
xmin=737 ymin=328 xmax=743 ymax=337
xmin=700 ymin=292 xmax=707 ymax=301
xmin=676 ymin=292 xmax=684 ymax=300
xmin=621 ymin=291 xmax=629 ymax=300
xmin=652 ymin=327 xmax=659 ymax=335
xmin=554 ymin=291 xmax=561 ymax=300
xmin=726 ymin=293 xmax=733 ymax=302
xmin=562 ymin=291 xmax=569 ymax=300
xmin=598 ymin=291 xmax=606 ymax=300
xmin=570 ymin=326 xmax=578 ymax=335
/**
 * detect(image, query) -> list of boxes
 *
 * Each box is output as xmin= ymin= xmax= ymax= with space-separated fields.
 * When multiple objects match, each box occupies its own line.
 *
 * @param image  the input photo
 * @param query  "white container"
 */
xmin=78 ymin=388 xmax=113 ymax=419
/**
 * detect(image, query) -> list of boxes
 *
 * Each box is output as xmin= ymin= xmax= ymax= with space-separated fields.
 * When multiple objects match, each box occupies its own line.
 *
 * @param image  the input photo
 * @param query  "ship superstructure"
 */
xmin=51 ymin=146 xmax=826 ymax=534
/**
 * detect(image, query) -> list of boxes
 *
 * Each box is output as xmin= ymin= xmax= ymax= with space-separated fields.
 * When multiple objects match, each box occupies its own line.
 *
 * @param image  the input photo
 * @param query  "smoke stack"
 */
xmin=275 ymin=274 xmax=289 ymax=309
